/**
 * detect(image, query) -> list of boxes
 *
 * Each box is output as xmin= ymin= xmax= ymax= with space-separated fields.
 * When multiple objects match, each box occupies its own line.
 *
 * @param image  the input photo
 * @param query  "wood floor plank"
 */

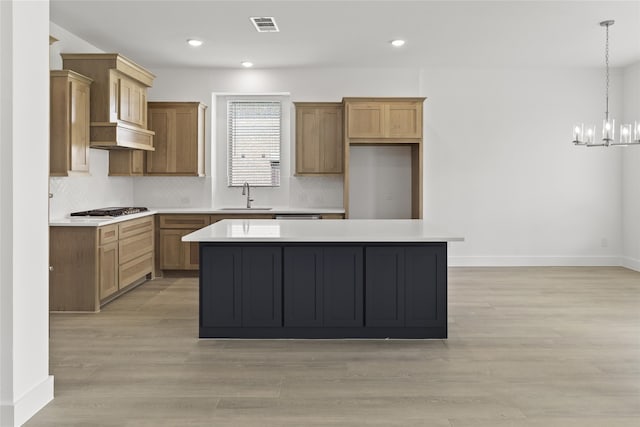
xmin=25 ymin=267 xmax=640 ymax=426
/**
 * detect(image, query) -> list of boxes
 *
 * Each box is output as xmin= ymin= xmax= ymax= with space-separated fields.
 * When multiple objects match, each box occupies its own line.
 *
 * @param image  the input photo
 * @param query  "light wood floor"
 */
xmin=27 ymin=267 xmax=640 ymax=426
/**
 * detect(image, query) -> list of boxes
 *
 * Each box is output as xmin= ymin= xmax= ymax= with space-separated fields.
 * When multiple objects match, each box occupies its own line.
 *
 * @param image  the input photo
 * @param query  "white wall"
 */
xmin=622 ymin=61 xmax=640 ymax=272
xmin=1 ymin=1 xmax=53 ymax=426
xmin=349 ymin=146 xmax=413 ymax=219
xmin=420 ymin=67 xmax=623 ymax=266
xmin=48 ymin=22 xmax=134 ymax=219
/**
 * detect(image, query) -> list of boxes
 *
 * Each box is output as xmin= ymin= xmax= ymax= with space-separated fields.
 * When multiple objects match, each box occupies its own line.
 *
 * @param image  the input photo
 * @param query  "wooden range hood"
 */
xmin=61 ymin=53 xmax=155 ymax=151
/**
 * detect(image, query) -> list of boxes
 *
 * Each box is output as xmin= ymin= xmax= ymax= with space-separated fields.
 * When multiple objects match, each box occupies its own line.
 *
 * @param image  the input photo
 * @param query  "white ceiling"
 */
xmin=50 ymin=0 xmax=640 ymax=70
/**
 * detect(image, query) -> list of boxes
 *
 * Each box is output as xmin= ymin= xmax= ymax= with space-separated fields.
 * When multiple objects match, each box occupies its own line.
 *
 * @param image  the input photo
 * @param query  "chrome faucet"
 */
xmin=241 ymin=182 xmax=254 ymax=208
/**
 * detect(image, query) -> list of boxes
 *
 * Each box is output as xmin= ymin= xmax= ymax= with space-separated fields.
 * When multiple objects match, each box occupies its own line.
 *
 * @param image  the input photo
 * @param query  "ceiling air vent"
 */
xmin=250 ymin=17 xmax=279 ymax=33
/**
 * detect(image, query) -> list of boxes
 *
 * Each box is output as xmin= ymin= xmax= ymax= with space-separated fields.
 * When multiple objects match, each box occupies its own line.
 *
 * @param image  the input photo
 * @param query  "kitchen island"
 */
xmin=183 ymin=219 xmax=463 ymax=339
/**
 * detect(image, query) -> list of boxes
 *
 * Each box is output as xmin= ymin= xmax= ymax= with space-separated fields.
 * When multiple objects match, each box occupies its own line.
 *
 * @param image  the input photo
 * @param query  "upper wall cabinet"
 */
xmin=295 ymin=102 xmax=343 ymax=175
xmin=343 ymin=98 xmax=425 ymax=142
xmin=61 ymin=53 xmax=155 ymax=151
xmin=146 ymin=102 xmax=207 ymax=176
xmin=50 ymin=70 xmax=92 ymax=176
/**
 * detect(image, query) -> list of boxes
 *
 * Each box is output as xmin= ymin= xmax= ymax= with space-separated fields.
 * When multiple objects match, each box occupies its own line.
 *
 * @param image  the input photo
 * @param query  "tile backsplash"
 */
xmin=49 ymin=150 xmax=134 ymax=218
xmin=49 ymin=149 xmax=342 ymax=219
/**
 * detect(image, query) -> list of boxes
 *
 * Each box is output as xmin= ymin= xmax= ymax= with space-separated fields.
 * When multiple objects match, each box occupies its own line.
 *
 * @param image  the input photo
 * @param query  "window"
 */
xmin=227 ymin=100 xmax=281 ymax=187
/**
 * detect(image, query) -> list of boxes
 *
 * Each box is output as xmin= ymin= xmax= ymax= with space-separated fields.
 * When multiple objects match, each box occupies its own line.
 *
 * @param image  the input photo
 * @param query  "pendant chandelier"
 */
xmin=573 ymin=20 xmax=640 ymax=147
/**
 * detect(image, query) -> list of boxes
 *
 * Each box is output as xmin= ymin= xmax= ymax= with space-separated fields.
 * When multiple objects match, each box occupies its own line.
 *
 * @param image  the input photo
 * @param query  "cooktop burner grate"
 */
xmin=70 ymin=207 xmax=148 ymax=217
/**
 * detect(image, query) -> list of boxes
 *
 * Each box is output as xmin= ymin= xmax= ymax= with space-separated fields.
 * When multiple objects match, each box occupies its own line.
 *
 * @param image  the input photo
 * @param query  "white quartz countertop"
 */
xmin=153 ymin=206 xmax=345 ymax=215
xmin=182 ymin=219 xmax=464 ymax=243
xmin=49 ymin=210 xmax=157 ymax=227
xmin=49 ymin=207 xmax=344 ymax=227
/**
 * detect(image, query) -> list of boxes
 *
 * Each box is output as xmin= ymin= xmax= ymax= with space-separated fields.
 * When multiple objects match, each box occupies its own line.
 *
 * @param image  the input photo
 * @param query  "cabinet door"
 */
xmin=365 ymin=247 xmax=405 ymax=327
xmin=108 ymin=150 xmax=144 ymax=176
xmin=318 ymin=108 xmax=343 ymax=173
xmin=119 ymin=77 xmax=146 ymax=128
xmin=242 ymin=247 xmax=282 ymax=327
xmin=386 ymin=102 xmax=422 ymax=138
xmin=201 ymin=246 xmax=242 ymax=327
xmin=98 ymin=242 xmax=119 ymax=300
xmin=404 ymin=246 xmax=446 ymax=327
xmin=346 ymin=102 xmax=385 ymax=138
xmin=147 ymin=103 xmax=204 ymax=176
xmin=323 ymin=247 xmax=363 ymax=327
xmin=184 ymin=241 xmax=201 ymax=270
xmin=146 ymin=107 xmax=175 ymax=174
xmin=69 ymin=77 xmax=91 ymax=173
xmin=284 ymin=247 xmax=323 ymax=327
xmin=174 ymin=107 xmax=198 ymax=174
xmin=159 ymin=229 xmax=186 ymax=269
xmin=295 ymin=108 xmax=320 ymax=173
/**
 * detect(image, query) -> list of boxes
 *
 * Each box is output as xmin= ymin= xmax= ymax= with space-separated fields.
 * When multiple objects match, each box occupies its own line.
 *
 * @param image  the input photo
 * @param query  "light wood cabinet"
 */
xmin=344 ymin=98 xmax=424 ymax=141
xmin=108 ymin=149 xmax=145 ymax=176
xmin=50 ymin=215 xmax=154 ymax=312
xmin=146 ymin=102 xmax=207 ymax=176
xmin=98 ymin=241 xmax=119 ymax=300
xmin=50 ymin=70 xmax=92 ymax=176
xmin=158 ymin=215 xmax=210 ymax=271
xmin=295 ymin=102 xmax=343 ymax=175
xmin=61 ymin=53 xmax=155 ymax=151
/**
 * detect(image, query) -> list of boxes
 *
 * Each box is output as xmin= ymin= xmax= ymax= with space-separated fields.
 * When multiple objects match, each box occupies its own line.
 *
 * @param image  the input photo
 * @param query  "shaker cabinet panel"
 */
xmin=146 ymin=102 xmax=207 ymax=176
xmin=386 ymin=103 xmax=422 ymax=139
xmin=295 ymin=103 xmax=343 ymax=175
xmin=284 ymin=247 xmax=323 ymax=327
xmin=201 ymin=247 xmax=242 ymax=327
xmin=344 ymin=98 xmax=424 ymax=141
xmin=322 ymin=247 xmax=363 ymax=327
xmin=242 ymin=247 xmax=282 ymax=327
xmin=365 ymin=247 xmax=405 ymax=327
xmin=283 ymin=246 xmax=362 ymax=327
xmin=346 ymin=103 xmax=385 ymax=138
xmin=404 ymin=247 xmax=446 ymax=327
xmin=50 ymin=70 xmax=93 ymax=176
xmin=98 ymin=242 xmax=119 ymax=300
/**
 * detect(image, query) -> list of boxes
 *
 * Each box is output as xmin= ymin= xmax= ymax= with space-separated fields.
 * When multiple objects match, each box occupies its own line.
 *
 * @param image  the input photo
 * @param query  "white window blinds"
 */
xmin=227 ymin=100 xmax=281 ymax=187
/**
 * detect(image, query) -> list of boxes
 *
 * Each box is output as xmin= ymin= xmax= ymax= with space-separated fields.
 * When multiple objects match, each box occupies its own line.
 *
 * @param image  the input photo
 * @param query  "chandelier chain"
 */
xmin=605 ymin=22 xmax=610 ymax=117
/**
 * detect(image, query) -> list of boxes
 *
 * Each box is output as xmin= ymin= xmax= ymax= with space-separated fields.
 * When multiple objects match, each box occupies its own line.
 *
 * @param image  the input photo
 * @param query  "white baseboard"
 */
xmin=448 ymin=256 xmax=622 ymax=267
xmin=0 ymin=375 xmax=53 ymax=427
xmin=621 ymin=257 xmax=640 ymax=272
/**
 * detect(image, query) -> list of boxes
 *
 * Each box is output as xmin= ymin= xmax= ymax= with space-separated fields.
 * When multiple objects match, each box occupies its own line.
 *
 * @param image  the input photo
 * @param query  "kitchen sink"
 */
xmin=219 ymin=207 xmax=273 ymax=210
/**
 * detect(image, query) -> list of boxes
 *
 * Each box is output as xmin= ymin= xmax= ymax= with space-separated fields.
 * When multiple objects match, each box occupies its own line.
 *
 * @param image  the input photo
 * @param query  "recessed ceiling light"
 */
xmin=391 ymin=39 xmax=406 ymax=47
xmin=187 ymin=39 xmax=203 ymax=47
xmin=241 ymin=61 xmax=254 ymax=68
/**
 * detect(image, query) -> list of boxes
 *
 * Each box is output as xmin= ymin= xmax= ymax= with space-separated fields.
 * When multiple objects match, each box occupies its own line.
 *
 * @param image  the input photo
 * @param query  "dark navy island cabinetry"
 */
xmin=199 ymin=243 xmax=447 ymax=338
xmin=186 ymin=219 xmax=463 ymax=339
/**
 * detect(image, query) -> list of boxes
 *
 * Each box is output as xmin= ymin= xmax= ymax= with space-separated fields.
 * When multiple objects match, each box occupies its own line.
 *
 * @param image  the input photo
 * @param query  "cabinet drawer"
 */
xmin=98 ymin=224 xmax=119 ymax=245
xmin=159 ymin=214 xmax=210 ymax=229
xmin=118 ymin=216 xmax=153 ymax=239
xmin=119 ymin=252 xmax=153 ymax=289
xmin=119 ymin=231 xmax=153 ymax=264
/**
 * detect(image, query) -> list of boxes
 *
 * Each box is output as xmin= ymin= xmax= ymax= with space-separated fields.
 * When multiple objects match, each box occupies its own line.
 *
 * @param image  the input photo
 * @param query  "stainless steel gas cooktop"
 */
xmin=70 ymin=207 xmax=148 ymax=217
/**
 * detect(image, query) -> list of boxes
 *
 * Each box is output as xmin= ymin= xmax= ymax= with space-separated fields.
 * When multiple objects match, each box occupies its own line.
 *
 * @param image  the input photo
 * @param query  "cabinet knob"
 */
xmin=49 ymin=266 xmax=54 ymax=271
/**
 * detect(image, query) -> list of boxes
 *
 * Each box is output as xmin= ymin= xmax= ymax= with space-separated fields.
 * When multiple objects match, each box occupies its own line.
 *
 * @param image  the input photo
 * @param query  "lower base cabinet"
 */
xmin=284 ymin=247 xmax=362 ymax=327
xmin=50 ymin=216 xmax=154 ymax=312
xmin=366 ymin=246 xmax=445 ymax=327
xmin=199 ymin=243 xmax=447 ymax=338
